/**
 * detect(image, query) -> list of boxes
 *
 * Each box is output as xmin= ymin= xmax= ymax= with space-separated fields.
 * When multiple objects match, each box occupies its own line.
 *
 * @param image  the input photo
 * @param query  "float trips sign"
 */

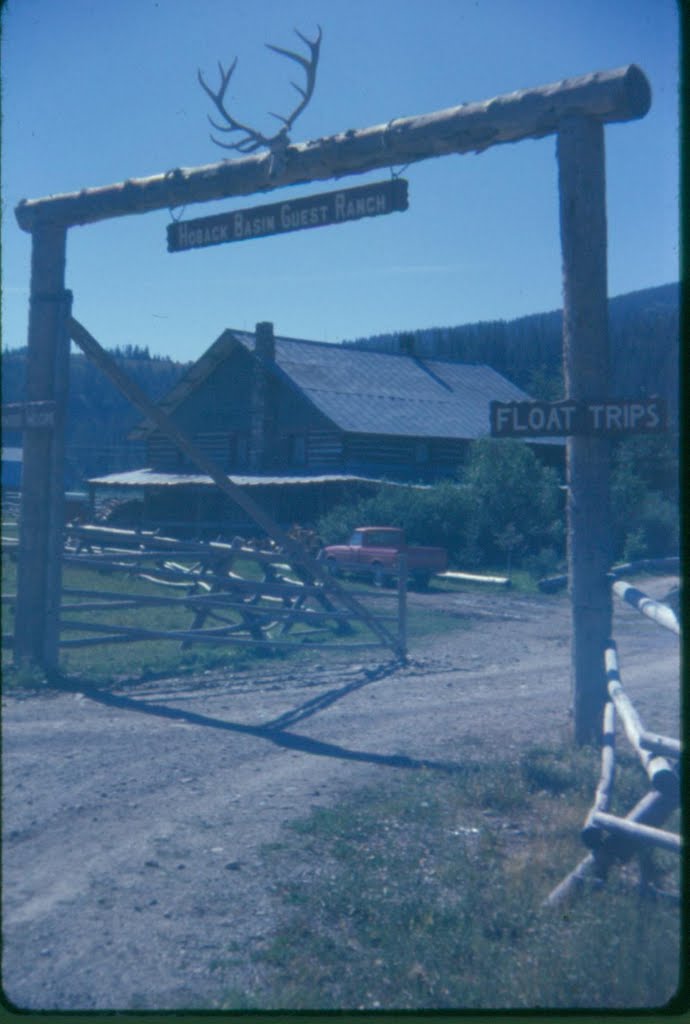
xmin=490 ymin=398 xmax=668 ymax=438
xmin=167 ymin=179 xmax=408 ymax=252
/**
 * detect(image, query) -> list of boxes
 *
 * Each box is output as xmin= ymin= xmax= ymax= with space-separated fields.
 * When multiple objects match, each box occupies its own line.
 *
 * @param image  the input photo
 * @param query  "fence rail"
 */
xmin=3 ymin=524 xmax=408 ymax=661
xmin=546 ymin=570 xmax=681 ymax=907
xmin=538 ymin=556 xmax=680 ymax=594
xmin=611 ymin=579 xmax=680 ymax=635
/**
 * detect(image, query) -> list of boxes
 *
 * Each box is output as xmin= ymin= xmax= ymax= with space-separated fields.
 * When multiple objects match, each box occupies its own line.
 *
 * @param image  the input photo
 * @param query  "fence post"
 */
xmin=13 ymin=225 xmax=70 ymax=670
xmin=397 ymin=554 xmax=408 ymax=660
xmin=557 ymin=114 xmax=613 ymax=745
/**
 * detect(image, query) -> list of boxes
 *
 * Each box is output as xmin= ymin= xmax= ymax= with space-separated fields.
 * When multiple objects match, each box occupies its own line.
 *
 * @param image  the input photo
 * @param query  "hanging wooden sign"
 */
xmin=167 ymin=178 xmax=408 ymax=252
xmin=490 ymin=397 xmax=667 ymax=438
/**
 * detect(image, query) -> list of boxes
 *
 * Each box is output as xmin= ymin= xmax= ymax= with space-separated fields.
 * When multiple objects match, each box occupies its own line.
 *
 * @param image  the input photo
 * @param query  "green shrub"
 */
xmin=318 ymin=432 xmax=680 ymax=572
xmin=461 ymin=439 xmax=564 ymax=568
xmin=316 ymin=481 xmax=474 ymax=564
xmin=611 ymin=439 xmax=679 ymax=561
xmin=317 ymin=442 xmax=565 ymax=571
xmin=523 ymin=546 xmax=562 ymax=579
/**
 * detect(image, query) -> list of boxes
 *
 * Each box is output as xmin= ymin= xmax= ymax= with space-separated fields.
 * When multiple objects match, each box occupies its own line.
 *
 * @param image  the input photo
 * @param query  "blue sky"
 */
xmin=1 ymin=0 xmax=679 ymax=362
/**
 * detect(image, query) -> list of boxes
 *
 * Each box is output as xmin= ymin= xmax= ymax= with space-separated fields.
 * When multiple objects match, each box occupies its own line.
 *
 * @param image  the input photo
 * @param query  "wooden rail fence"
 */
xmin=2 ymin=524 xmax=408 ymax=659
xmin=546 ymin=572 xmax=681 ymax=906
xmin=610 ymin=579 xmax=680 ymax=636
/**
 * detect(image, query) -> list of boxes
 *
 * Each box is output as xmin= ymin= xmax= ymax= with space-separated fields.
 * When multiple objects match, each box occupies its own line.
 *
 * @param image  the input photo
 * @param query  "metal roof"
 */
xmin=272 ymin=341 xmax=529 ymax=439
xmin=87 ymin=469 xmax=416 ymax=489
xmin=132 ymin=328 xmax=562 ymax=443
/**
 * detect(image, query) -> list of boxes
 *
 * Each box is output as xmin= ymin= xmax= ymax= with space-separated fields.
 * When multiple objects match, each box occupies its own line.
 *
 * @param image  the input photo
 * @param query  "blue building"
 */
xmin=1 ymin=447 xmax=22 ymax=490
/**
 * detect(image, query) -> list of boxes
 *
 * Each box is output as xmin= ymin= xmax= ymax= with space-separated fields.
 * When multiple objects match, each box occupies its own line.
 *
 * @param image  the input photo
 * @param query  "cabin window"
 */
xmin=414 ymin=441 xmax=430 ymax=463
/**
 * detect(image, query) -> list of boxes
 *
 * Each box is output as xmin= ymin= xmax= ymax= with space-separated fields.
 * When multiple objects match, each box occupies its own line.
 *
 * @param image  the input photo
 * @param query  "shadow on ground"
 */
xmin=51 ymin=665 xmax=466 ymax=775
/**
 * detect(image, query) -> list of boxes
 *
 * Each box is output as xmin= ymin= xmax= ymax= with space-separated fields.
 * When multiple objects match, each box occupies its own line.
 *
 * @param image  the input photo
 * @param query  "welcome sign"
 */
xmin=167 ymin=179 xmax=408 ymax=252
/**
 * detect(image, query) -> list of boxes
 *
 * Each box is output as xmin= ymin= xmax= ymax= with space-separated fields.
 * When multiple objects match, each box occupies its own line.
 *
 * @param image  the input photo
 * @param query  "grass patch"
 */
xmin=2 ymin=553 xmax=265 ymax=684
xmin=231 ymin=745 xmax=681 ymax=1011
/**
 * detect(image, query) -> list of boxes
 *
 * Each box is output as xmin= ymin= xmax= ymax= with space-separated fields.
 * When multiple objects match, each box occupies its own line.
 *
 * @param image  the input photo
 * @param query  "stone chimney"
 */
xmin=249 ymin=321 xmax=275 ymax=471
xmin=399 ymin=333 xmax=416 ymax=357
xmin=255 ymin=320 xmax=276 ymax=363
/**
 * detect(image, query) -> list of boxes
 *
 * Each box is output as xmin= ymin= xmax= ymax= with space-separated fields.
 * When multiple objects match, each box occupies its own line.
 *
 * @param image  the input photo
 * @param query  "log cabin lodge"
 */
xmin=89 ymin=322 xmax=563 ymax=536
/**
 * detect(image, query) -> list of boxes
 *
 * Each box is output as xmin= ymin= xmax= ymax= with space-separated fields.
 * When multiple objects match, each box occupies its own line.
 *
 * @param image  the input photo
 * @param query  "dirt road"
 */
xmin=2 ymin=578 xmax=680 ymax=1011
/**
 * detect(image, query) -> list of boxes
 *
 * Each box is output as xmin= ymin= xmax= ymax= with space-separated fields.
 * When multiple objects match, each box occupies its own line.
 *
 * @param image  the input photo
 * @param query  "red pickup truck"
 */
xmin=320 ymin=527 xmax=447 ymax=588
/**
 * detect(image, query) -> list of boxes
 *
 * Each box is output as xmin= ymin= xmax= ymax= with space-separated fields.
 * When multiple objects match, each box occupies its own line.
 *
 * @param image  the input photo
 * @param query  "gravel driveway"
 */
xmin=2 ymin=578 xmax=680 ymax=1011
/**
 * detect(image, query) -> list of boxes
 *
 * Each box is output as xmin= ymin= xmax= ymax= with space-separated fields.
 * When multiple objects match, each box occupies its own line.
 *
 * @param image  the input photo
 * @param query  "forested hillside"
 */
xmin=1 ymin=346 xmax=188 ymax=485
xmin=345 ymin=282 xmax=679 ymax=421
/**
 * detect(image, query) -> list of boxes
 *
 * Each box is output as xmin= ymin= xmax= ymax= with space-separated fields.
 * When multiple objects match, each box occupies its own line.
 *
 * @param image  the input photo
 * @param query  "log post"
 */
xmin=397 ymin=554 xmax=408 ymax=660
xmin=13 ymin=225 xmax=70 ymax=670
xmin=581 ymin=700 xmax=616 ymax=846
xmin=557 ymin=114 xmax=613 ymax=745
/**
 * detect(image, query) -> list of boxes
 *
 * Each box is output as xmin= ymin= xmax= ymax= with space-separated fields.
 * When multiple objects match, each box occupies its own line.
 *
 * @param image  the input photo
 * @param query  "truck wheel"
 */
xmin=371 ymin=563 xmax=387 ymax=588
xmin=413 ymin=572 xmax=431 ymax=591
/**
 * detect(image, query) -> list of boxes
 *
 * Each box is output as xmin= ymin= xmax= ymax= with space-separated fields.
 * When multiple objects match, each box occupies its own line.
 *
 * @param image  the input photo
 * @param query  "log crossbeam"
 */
xmin=15 ymin=65 xmax=650 ymax=232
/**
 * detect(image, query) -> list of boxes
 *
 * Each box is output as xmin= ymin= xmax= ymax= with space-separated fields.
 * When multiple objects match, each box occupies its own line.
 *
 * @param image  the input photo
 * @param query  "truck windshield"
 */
xmin=360 ymin=530 xmax=400 ymax=546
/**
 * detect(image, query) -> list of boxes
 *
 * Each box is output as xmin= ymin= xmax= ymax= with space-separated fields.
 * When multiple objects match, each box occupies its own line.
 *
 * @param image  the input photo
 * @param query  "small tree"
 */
xmin=611 ymin=439 xmax=679 ymax=560
xmin=461 ymin=438 xmax=564 ymax=569
xmin=316 ymin=481 xmax=474 ymax=563
xmin=495 ymin=522 xmax=524 ymax=577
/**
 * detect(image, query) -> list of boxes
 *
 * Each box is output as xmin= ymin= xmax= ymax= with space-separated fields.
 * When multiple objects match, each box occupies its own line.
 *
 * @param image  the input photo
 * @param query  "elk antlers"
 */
xmin=198 ymin=26 xmax=322 ymax=154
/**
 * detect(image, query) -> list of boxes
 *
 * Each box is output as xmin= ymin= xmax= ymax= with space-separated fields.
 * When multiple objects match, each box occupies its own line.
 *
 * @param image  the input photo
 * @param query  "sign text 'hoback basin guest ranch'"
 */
xmin=167 ymin=179 xmax=408 ymax=252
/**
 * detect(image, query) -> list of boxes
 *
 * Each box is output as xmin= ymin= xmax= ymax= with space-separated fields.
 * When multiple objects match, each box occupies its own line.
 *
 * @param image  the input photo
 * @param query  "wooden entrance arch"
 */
xmin=12 ymin=63 xmax=651 ymax=743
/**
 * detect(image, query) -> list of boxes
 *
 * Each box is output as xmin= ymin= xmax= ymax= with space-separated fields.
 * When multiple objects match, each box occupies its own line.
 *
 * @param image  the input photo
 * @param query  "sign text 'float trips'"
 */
xmin=167 ymin=179 xmax=408 ymax=252
xmin=490 ymin=398 xmax=668 ymax=438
